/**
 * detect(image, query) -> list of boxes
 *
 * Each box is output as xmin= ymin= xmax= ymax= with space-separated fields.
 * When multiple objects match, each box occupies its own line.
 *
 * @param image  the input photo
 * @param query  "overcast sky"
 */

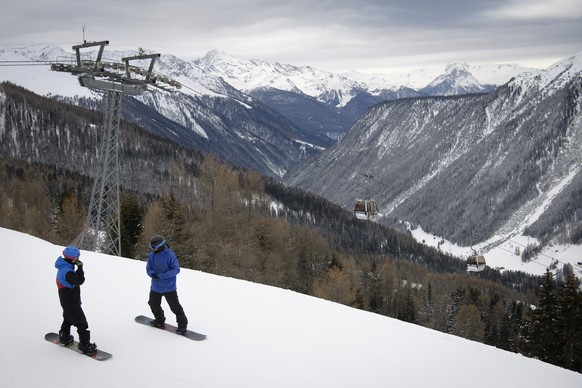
xmin=2 ymin=0 xmax=581 ymax=73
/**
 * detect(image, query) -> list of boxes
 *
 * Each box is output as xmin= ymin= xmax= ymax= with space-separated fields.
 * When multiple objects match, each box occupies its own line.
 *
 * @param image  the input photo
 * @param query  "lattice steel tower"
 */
xmin=51 ymin=40 xmax=180 ymax=256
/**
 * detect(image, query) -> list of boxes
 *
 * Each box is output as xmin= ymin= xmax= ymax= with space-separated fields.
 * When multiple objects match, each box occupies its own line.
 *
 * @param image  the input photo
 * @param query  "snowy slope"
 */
xmin=410 ymin=225 xmax=582 ymax=277
xmin=511 ymin=51 xmax=582 ymax=93
xmin=2 ymin=227 xmax=581 ymax=388
xmin=0 ymin=44 xmax=93 ymax=98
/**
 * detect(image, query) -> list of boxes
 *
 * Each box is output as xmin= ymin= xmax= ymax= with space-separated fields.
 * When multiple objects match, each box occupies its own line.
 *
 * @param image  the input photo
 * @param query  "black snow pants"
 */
xmin=58 ymin=287 xmax=91 ymax=345
xmin=148 ymin=290 xmax=188 ymax=328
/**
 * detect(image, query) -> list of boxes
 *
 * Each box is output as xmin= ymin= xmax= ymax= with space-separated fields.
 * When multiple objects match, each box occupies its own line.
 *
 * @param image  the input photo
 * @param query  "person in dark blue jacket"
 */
xmin=146 ymin=235 xmax=188 ymax=334
xmin=55 ymin=245 xmax=97 ymax=355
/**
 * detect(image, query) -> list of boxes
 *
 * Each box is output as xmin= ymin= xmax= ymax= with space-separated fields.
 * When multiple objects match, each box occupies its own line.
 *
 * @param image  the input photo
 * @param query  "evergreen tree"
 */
xmin=526 ymin=270 xmax=560 ymax=364
xmin=557 ymin=273 xmax=582 ymax=371
xmin=396 ymin=284 xmax=417 ymax=323
xmin=507 ymin=301 xmax=526 ymax=353
xmin=483 ymin=293 xmax=504 ymax=347
xmin=159 ymin=192 xmax=193 ymax=266
xmin=119 ymin=193 xmax=144 ymax=258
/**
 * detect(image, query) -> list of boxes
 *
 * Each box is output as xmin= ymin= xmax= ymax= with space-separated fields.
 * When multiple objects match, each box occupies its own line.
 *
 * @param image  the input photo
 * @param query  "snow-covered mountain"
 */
xmin=0 ymin=43 xmax=535 ymax=117
xmin=192 ymin=50 xmax=533 ymax=140
xmin=284 ymin=52 xmax=582 ymax=266
xmin=0 ymin=43 xmax=539 ymax=178
xmin=2 ymin=227 xmax=581 ymax=388
xmin=193 ymin=49 xmax=369 ymax=107
xmin=342 ymin=62 xmax=534 ymax=91
xmin=420 ymin=62 xmax=496 ymax=95
xmin=0 ymin=44 xmax=333 ymax=178
xmin=194 ymin=50 xmax=532 ymax=103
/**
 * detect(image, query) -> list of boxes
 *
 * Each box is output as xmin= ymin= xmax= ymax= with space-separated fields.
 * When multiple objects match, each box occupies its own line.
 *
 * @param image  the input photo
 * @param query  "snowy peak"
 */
xmin=199 ymin=49 xmax=237 ymax=65
xmin=544 ymin=50 xmax=582 ymax=78
xmin=510 ymin=50 xmax=582 ymax=94
xmin=421 ymin=62 xmax=494 ymax=95
xmin=194 ymin=50 xmax=368 ymax=107
xmin=0 ymin=43 xmax=69 ymax=62
xmin=445 ymin=62 xmax=469 ymax=73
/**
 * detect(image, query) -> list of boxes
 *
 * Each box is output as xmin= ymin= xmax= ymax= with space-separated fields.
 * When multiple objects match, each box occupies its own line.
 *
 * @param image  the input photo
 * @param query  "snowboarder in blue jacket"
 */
xmin=146 ymin=235 xmax=188 ymax=334
xmin=55 ymin=245 xmax=97 ymax=355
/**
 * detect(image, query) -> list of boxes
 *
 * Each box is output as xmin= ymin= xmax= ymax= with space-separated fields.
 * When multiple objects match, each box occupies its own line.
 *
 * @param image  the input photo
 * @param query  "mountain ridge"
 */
xmin=0 ymin=42 xmax=536 ymax=179
xmin=193 ymin=49 xmax=534 ymax=105
xmin=0 ymin=44 xmax=335 ymax=178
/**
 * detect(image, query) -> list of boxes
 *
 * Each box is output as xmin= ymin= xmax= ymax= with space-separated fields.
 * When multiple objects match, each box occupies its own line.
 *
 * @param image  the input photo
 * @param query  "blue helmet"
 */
xmin=63 ymin=245 xmax=80 ymax=259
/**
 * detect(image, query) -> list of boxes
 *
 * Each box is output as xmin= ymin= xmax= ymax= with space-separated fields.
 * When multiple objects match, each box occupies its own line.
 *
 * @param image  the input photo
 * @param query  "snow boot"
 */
xmin=78 ymin=341 xmax=97 ymax=355
xmin=78 ymin=329 xmax=97 ymax=355
xmin=59 ymin=330 xmax=74 ymax=346
xmin=176 ymin=325 xmax=187 ymax=335
xmin=150 ymin=318 xmax=165 ymax=328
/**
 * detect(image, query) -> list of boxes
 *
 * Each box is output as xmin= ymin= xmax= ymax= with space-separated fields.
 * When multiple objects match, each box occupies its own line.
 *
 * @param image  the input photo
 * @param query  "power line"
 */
xmin=0 ymin=60 xmax=51 ymax=67
xmin=0 ymin=60 xmax=50 ymax=63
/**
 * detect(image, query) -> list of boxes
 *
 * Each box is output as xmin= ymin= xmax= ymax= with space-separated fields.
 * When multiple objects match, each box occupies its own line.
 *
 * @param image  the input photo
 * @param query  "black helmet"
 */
xmin=150 ymin=235 xmax=165 ymax=251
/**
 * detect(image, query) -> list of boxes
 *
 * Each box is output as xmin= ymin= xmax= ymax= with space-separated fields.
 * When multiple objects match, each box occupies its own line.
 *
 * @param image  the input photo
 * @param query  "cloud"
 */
xmin=1 ymin=0 xmax=580 ymax=73
xmin=486 ymin=0 xmax=582 ymax=19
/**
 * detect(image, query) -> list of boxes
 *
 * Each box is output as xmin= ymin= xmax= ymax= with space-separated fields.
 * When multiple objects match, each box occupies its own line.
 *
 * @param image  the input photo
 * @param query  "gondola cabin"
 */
xmin=354 ymin=198 xmax=379 ymax=221
xmin=466 ymin=255 xmax=486 ymax=272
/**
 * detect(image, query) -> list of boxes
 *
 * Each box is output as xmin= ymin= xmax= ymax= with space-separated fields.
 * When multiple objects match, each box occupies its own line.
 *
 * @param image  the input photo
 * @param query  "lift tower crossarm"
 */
xmin=122 ymin=53 xmax=160 ymax=81
xmin=72 ymin=40 xmax=109 ymax=70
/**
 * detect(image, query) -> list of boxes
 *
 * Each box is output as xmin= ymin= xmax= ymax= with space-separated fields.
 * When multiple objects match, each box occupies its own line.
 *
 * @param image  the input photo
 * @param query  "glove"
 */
xmin=151 ymin=273 xmax=158 ymax=279
xmin=75 ymin=260 xmax=84 ymax=267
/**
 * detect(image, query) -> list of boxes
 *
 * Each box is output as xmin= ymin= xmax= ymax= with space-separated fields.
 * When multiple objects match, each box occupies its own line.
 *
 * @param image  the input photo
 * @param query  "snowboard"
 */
xmin=44 ymin=332 xmax=112 ymax=361
xmin=134 ymin=315 xmax=207 ymax=341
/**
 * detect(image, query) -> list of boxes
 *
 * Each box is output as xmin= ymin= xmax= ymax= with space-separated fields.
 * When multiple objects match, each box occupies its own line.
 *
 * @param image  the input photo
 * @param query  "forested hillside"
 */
xmin=1 ymin=82 xmax=580 ymax=372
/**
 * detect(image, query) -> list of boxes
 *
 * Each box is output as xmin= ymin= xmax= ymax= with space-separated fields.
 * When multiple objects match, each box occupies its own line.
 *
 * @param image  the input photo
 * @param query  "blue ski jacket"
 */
xmin=55 ymin=256 xmax=84 ymax=289
xmin=146 ymin=245 xmax=180 ymax=293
